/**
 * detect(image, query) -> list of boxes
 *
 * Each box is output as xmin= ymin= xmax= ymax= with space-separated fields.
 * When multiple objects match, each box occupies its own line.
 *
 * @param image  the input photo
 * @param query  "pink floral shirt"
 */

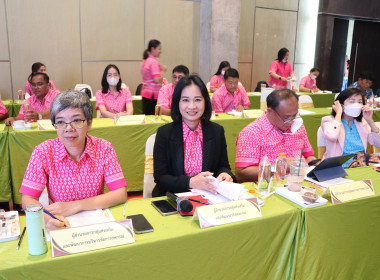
xmin=210 ymin=74 xmax=224 ymax=91
xmin=157 ymin=83 xmax=174 ymax=109
xmin=20 ymin=135 xmax=127 ymax=203
xmin=95 ymin=88 xmax=132 ymax=117
xmin=268 ymin=60 xmax=294 ymax=89
xmin=183 ymin=121 xmax=203 ymax=177
xmin=211 ymin=85 xmax=251 ymax=113
xmin=18 ymin=89 xmax=60 ymax=119
xmin=141 ymin=54 xmax=162 ymax=99
xmin=235 ymin=113 xmax=314 ymax=167
xmin=24 ymin=80 xmax=57 ymax=95
xmin=0 ymin=100 xmax=8 ymax=115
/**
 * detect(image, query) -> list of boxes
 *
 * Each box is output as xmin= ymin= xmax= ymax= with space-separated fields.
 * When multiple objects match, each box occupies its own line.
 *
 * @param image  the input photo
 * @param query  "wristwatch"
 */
xmin=38 ymin=114 xmax=42 ymax=120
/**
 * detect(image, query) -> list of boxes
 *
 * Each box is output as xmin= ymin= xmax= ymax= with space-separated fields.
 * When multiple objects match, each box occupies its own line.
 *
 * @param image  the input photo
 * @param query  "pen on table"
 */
xmin=147 ymin=117 xmax=157 ymax=123
xmin=43 ymin=209 xmax=63 ymax=222
xmin=16 ymin=226 xmax=26 ymax=250
xmin=187 ymin=198 xmax=209 ymax=205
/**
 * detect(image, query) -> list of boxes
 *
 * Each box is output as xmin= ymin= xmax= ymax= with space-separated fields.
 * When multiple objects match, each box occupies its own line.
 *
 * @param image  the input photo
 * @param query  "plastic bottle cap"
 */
xmin=279 ymin=153 xmax=285 ymax=157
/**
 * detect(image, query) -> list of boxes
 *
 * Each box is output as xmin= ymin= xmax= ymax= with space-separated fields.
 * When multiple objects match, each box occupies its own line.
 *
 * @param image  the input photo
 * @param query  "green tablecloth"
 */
xmin=0 ymin=124 xmax=11 ymax=201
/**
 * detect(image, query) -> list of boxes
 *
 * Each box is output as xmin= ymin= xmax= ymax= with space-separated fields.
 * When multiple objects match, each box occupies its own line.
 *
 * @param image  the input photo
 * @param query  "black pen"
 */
xmin=16 ymin=226 xmax=26 ymax=250
xmin=187 ymin=198 xmax=209 ymax=205
xmin=43 ymin=209 xmax=63 ymax=222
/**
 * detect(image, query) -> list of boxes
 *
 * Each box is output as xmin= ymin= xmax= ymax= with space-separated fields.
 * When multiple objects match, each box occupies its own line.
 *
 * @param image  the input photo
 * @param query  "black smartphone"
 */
xmin=308 ymin=158 xmax=321 ymax=166
xmin=151 ymin=200 xmax=178 ymax=216
xmin=126 ymin=214 xmax=154 ymax=234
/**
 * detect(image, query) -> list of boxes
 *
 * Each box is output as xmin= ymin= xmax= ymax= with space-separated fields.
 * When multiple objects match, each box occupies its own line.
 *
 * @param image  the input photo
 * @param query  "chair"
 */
xmin=143 ymin=134 xmax=156 ymax=198
xmin=74 ymin=84 xmax=94 ymax=99
xmin=121 ymin=83 xmax=128 ymax=89
xmin=135 ymin=83 xmax=142 ymax=96
xmin=335 ymin=93 xmax=340 ymax=100
xmin=260 ymin=88 xmax=274 ymax=110
xmin=206 ymin=82 xmax=210 ymax=91
xmin=298 ymin=95 xmax=314 ymax=109
xmin=317 ymin=126 xmax=326 ymax=159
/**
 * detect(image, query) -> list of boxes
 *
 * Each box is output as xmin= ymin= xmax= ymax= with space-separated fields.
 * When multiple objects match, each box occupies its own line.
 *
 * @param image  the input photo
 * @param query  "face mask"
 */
xmin=221 ymin=70 xmax=225 ymax=75
xmin=107 ymin=77 xmax=119 ymax=86
xmin=290 ymin=117 xmax=303 ymax=134
xmin=343 ymin=103 xmax=362 ymax=118
xmin=282 ymin=59 xmax=286 ymax=63
xmin=310 ymin=75 xmax=316 ymax=80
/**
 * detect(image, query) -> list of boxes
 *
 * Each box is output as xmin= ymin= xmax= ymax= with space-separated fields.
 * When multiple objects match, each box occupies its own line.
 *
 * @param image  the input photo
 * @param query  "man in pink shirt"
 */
xmin=235 ymin=89 xmax=316 ymax=183
xmin=0 ymin=100 xmax=9 ymax=121
xmin=5 ymin=73 xmax=60 ymax=126
xmin=269 ymin=48 xmax=295 ymax=89
xmin=157 ymin=65 xmax=189 ymax=115
xmin=211 ymin=68 xmax=251 ymax=113
xmin=299 ymin=67 xmax=321 ymax=93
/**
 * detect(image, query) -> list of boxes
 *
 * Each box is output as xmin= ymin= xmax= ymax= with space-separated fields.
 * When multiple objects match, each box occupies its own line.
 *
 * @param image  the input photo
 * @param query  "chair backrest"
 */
xmin=260 ymin=88 xmax=274 ymax=110
xmin=206 ymin=82 xmax=210 ymax=91
xmin=74 ymin=84 xmax=93 ymax=99
xmin=317 ymin=126 xmax=326 ymax=158
xmin=143 ymin=134 xmax=157 ymax=199
xmin=298 ymin=95 xmax=314 ymax=109
xmin=121 ymin=83 xmax=128 ymax=89
xmin=135 ymin=83 xmax=143 ymax=95
xmin=334 ymin=93 xmax=340 ymax=100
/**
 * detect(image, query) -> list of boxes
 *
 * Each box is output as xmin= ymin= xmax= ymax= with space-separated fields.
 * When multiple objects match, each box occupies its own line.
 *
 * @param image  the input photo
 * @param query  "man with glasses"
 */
xmin=235 ymin=89 xmax=316 ymax=182
xmin=157 ymin=65 xmax=189 ymax=115
xmin=348 ymin=72 xmax=375 ymax=99
xmin=5 ymin=72 xmax=60 ymax=126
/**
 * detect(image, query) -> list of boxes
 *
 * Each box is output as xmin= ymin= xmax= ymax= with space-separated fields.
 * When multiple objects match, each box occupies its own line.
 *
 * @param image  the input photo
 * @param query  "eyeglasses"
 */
xmin=273 ymin=110 xmax=300 ymax=124
xmin=54 ymin=119 xmax=86 ymax=130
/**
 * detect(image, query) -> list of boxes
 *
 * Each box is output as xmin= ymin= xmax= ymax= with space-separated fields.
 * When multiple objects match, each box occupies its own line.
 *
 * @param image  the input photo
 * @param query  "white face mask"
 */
xmin=310 ymin=74 xmax=316 ymax=80
xmin=107 ymin=77 xmax=119 ymax=86
xmin=343 ymin=103 xmax=362 ymax=118
xmin=282 ymin=59 xmax=287 ymax=63
xmin=221 ymin=70 xmax=225 ymax=76
xmin=290 ymin=117 xmax=303 ymax=134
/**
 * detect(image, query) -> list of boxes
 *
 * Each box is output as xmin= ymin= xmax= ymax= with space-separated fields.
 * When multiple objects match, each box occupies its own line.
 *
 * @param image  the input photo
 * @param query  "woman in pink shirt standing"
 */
xmin=25 ymin=62 xmax=57 ymax=95
xmin=268 ymin=48 xmax=295 ymax=89
xmin=95 ymin=64 xmax=133 ymax=118
xmin=141 ymin=39 xmax=167 ymax=115
xmin=209 ymin=61 xmax=230 ymax=93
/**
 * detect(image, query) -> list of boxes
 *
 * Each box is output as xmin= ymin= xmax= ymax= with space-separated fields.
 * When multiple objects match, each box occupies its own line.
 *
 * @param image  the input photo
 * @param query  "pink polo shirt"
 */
xmin=299 ymin=75 xmax=316 ymax=90
xmin=210 ymin=74 xmax=224 ymax=91
xmin=24 ymin=80 xmax=57 ymax=95
xmin=19 ymin=135 xmax=127 ymax=203
xmin=212 ymin=85 xmax=251 ymax=113
xmin=95 ymin=88 xmax=132 ymax=117
xmin=0 ymin=100 xmax=8 ymax=115
xmin=235 ymin=113 xmax=314 ymax=168
xmin=183 ymin=121 xmax=203 ymax=177
xmin=157 ymin=83 xmax=174 ymax=109
xmin=268 ymin=60 xmax=294 ymax=89
xmin=18 ymin=89 xmax=60 ymax=119
xmin=141 ymin=54 xmax=162 ymax=99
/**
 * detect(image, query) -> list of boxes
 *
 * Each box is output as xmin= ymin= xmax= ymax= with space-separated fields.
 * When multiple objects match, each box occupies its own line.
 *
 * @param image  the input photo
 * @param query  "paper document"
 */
xmin=115 ymin=115 xmax=145 ymax=125
xmin=305 ymin=176 xmax=353 ymax=189
xmin=227 ymin=110 xmax=243 ymax=117
xmin=37 ymin=120 xmax=55 ymax=130
xmin=242 ymin=109 xmax=264 ymax=119
xmin=298 ymin=109 xmax=316 ymax=115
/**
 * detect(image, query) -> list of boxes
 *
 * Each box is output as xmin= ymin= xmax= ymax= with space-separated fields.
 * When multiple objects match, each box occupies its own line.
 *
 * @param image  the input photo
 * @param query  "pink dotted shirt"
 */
xmin=95 ymin=88 xmax=133 ymax=117
xmin=268 ymin=60 xmax=294 ymax=89
xmin=141 ymin=54 xmax=162 ymax=99
xmin=212 ymin=85 xmax=251 ymax=113
xmin=210 ymin=74 xmax=224 ymax=91
xmin=24 ymin=80 xmax=57 ymax=95
xmin=183 ymin=121 xmax=203 ymax=177
xmin=157 ymin=83 xmax=174 ymax=109
xmin=19 ymin=135 xmax=127 ymax=203
xmin=18 ymin=89 xmax=60 ymax=119
xmin=235 ymin=113 xmax=314 ymax=168
xmin=299 ymin=75 xmax=316 ymax=90
xmin=0 ymin=100 xmax=8 ymax=115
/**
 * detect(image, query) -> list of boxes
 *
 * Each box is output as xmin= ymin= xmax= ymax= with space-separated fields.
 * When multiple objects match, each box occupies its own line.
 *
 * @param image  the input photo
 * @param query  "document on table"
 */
xmin=298 ymin=109 xmax=316 ymax=115
xmin=305 ymin=176 xmax=354 ymax=189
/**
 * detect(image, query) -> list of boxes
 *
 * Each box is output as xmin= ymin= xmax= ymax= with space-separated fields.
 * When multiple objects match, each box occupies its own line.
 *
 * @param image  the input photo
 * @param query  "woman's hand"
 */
xmin=46 ymin=201 xmax=81 ymax=217
xmin=362 ymin=105 xmax=374 ymax=123
xmin=4 ymin=117 xmax=15 ymax=126
xmin=189 ymin=171 xmax=217 ymax=194
xmin=332 ymin=100 xmax=343 ymax=115
xmin=45 ymin=215 xmax=70 ymax=231
xmin=217 ymin=172 xmax=233 ymax=182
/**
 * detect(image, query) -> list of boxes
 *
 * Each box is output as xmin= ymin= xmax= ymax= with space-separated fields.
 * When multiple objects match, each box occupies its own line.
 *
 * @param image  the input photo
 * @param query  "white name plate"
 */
xmin=330 ymin=179 xmax=375 ymax=204
xmin=50 ymin=219 xmax=135 ymax=257
xmin=192 ymin=198 xmax=262 ymax=229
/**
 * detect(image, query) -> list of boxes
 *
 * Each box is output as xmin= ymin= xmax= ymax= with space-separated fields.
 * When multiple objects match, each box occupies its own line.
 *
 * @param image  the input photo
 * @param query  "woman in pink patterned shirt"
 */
xmin=24 ymin=62 xmax=57 ymax=95
xmin=209 ymin=61 xmax=230 ymax=93
xmin=20 ymin=90 xmax=127 ymax=231
xmin=152 ymin=75 xmax=235 ymax=197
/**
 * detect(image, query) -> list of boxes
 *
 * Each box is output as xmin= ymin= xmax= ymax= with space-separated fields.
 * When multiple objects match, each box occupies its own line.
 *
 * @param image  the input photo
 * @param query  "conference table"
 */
xmin=1 ymin=166 xmax=379 ymax=279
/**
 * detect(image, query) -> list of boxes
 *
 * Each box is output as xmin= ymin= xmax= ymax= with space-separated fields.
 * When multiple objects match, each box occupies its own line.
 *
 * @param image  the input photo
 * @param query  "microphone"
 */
xmin=166 ymin=192 xmax=193 ymax=212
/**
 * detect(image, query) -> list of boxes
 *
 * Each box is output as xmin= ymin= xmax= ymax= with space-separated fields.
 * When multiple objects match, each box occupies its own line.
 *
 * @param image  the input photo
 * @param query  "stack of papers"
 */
xmin=227 ymin=110 xmax=243 ymax=117
xmin=115 ymin=115 xmax=146 ymax=125
xmin=298 ymin=109 xmax=316 ymax=115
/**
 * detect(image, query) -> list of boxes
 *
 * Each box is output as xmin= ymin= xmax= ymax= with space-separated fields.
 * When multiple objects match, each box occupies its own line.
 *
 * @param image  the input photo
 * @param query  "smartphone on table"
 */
xmin=151 ymin=200 xmax=177 ymax=216
xmin=126 ymin=214 xmax=154 ymax=234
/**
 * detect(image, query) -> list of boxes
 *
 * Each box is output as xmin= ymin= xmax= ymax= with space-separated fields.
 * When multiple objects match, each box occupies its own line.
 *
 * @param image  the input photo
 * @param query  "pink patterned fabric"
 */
xmin=268 ymin=60 xmax=294 ymax=89
xmin=211 ymin=85 xmax=251 ymax=113
xmin=210 ymin=74 xmax=224 ymax=91
xmin=95 ymin=88 xmax=132 ymax=117
xmin=141 ymin=54 xmax=162 ymax=99
xmin=183 ymin=121 xmax=203 ymax=177
xmin=235 ymin=113 xmax=314 ymax=168
xmin=20 ymin=135 xmax=127 ymax=203
xmin=17 ymin=89 xmax=60 ymax=119
xmin=299 ymin=75 xmax=316 ymax=90
xmin=0 ymin=100 xmax=8 ymax=115
xmin=157 ymin=83 xmax=174 ymax=109
xmin=24 ymin=80 xmax=57 ymax=95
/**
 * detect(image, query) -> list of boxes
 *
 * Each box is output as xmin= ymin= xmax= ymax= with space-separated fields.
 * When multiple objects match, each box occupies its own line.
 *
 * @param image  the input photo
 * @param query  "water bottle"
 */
xmin=17 ymin=88 xmax=24 ymax=104
xmin=274 ymin=153 xmax=287 ymax=187
xmin=25 ymin=204 xmax=47 ymax=255
xmin=371 ymin=94 xmax=376 ymax=109
xmin=257 ymin=155 xmax=271 ymax=195
xmin=155 ymin=102 xmax=161 ymax=120
xmin=272 ymin=84 xmax=277 ymax=90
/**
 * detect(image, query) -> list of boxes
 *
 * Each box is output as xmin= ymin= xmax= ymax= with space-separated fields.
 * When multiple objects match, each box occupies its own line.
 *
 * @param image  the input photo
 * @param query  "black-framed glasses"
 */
xmin=273 ymin=110 xmax=300 ymax=124
xmin=54 ymin=119 xmax=86 ymax=130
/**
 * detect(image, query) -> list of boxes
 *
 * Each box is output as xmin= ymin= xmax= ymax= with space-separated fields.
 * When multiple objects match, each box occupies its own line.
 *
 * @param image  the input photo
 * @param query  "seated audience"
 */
xmin=157 ymin=65 xmax=190 ymax=116
xmin=321 ymin=88 xmax=380 ymax=167
xmin=0 ymin=100 xmax=9 ymax=121
xmin=211 ymin=68 xmax=250 ymax=113
xmin=235 ymin=89 xmax=315 ymax=182
xmin=348 ymin=72 xmax=375 ymax=99
xmin=25 ymin=62 xmax=56 ymax=95
xmin=95 ymin=64 xmax=133 ymax=118
xmin=299 ymin=67 xmax=321 ymax=93
xmin=5 ymin=73 xmax=60 ymax=125
xmin=209 ymin=61 xmax=230 ymax=93
xmin=20 ymin=90 xmax=127 ymax=230
xmin=153 ymin=75 xmax=235 ymax=197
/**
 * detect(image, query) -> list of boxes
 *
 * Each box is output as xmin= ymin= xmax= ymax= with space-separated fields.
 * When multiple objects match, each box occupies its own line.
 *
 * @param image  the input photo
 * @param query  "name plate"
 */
xmin=330 ymin=179 xmax=375 ymax=204
xmin=50 ymin=219 xmax=135 ymax=257
xmin=192 ymin=198 xmax=262 ymax=229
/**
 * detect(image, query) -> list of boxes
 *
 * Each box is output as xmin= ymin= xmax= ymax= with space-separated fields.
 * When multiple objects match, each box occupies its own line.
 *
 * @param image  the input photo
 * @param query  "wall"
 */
xmin=0 ymin=0 xmax=200 ymax=99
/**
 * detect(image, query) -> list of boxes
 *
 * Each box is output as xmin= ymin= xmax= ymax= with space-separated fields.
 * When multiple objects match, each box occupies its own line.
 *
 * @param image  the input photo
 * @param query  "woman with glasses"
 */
xmin=20 ymin=90 xmax=127 ymax=231
xmin=95 ymin=64 xmax=133 ymax=118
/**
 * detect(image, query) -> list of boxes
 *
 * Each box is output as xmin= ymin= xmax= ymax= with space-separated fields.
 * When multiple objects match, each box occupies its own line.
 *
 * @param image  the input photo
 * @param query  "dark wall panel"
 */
xmin=319 ymin=0 xmax=380 ymax=20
